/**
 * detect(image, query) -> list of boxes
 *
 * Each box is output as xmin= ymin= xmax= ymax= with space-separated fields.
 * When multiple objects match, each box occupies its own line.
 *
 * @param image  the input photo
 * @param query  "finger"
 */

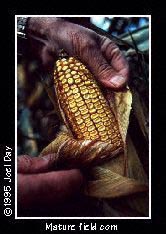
xmin=80 ymin=43 xmax=125 ymax=90
xmin=17 ymin=154 xmax=56 ymax=174
xmin=100 ymin=36 xmax=129 ymax=88
xmin=18 ymin=169 xmax=83 ymax=209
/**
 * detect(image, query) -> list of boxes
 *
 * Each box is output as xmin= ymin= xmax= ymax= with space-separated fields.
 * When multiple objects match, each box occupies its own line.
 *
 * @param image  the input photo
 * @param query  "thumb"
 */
xmin=82 ymin=43 xmax=128 ymax=90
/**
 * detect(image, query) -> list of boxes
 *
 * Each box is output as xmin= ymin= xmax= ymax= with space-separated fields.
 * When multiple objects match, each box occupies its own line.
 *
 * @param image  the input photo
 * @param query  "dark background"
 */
xmin=1 ymin=4 xmax=165 ymax=233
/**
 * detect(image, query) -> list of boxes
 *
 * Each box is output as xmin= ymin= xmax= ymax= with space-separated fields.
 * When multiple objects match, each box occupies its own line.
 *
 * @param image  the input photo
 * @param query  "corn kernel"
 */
xmin=54 ymin=56 xmax=122 ymax=145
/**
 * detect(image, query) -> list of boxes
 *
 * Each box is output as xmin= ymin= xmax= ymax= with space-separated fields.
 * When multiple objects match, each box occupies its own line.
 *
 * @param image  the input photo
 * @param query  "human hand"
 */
xmin=27 ymin=17 xmax=129 ymax=90
xmin=17 ymin=154 xmax=83 ymax=212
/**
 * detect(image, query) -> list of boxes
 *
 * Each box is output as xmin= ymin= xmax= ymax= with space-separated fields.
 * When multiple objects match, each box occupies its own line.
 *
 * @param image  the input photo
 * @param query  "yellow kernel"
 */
xmin=71 ymin=71 xmax=77 ymax=75
xmin=58 ymin=71 xmax=64 ymax=76
xmin=75 ymin=97 xmax=83 ymax=103
xmin=63 ymin=83 xmax=68 ymax=88
xmin=100 ymin=113 xmax=107 ymax=118
xmin=80 ymin=86 xmax=86 ymax=90
xmin=66 ymin=90 xmax=73 ymax=96
xmin=71 ymin=84 xmax=77 ymax=89
xmin=73 ymin=66 xmax=79 ymax=71
xmin=68 ymin=78 xmax=74 ymax=84
xmin=57 ymin=66 xmax=62 ymax=72
xmin=78 ymin=71 xmax=84 ymax=76
xmin=95 ymin=122 xmax=103 ymax=128
xmin=90 ymin=130 xmax=98 ymax=136
xmin=77 ymin=118 xmax=83 ymax=125
xmin=77 ymin=101 xmax=84 ymax=107
xmin=79 ymin=123 xmax=86 ymax=129
xmin=99 ymin=131 xmax=107 ymax=136
xmin=74 ymin=93 xmax=80 ymax=99
xmin=88 ymin=125 xmax=95 ymax=132
xmin=80 ymin=126 xmax=88 ymax=133
xmin=86 ymin=121 xmax=93 ymax=127
xmin=85 ymin=99 xmax=91 ymax=104
xmin=82 ymin=75 xmax=87 ymax=80
xmin=101 ymin=99 xmax=107 ymax=104
xmin=66 ymin=73 xmax=71 ymax=79
xmin=83 ymin=94 xmax=90 ymax=99
xmin=92 ymin=83 xmax=97 ymax=88
xmin=87 ymin=103 xmax=94 ymax=109
xmin=65 ymin=69 xmax=71 ymax=74
xmin=72 ymin=88 xmax=79 ymax=94
xmin=69 ymin=64 xmax=74 ymax=68
xmin=107 ymin=114 xmax=115 ymax=122
xmin=81 ymin=89 xmax=88 ymax=95
xmin=101 ymin=135 xmax=109 ymax=141
xmin=85 ymin=80 xmax=91 ymax=85
xmin=83 ymin=132 xmax=90 ymax=138
xmin=95 ymin=104 xmax=102 ymax=110
xmin=75 ymin=114 xmax=82 ymax=120
xmin=62 ymin=79 xmax=67 ymax=84
xmin=89 ymin=108 xmax=96 ymax=114
xmin=75 ymin=78 xmax=81 ymax=84
xmin=104 ymin=121 xmax=110 ymax=126
xmin=108 ymin=130 xmax=113 ymax=135
xmin=98 ymin=126 xmax=106 ymax=132
xmin=90 ymin=135 xmax=99 ymax=140
xmin=69 ymin=101 xmax=76 ymax=108
xmin=78 ymin=82 xmax=84 ymax=87
xmin=56 ymin=61 xmax=61 ymax=66
xmin=71 ymin=106 xmax=78 ymax=113
xmin=64 ymin=87 xmax=69 ymax=92
xmin=62 ymin=61 xmax=68 ymax=65
xmin=76 ymin=62 xmax=81 ymax=66
xmin=67 ymin=95 xmax=74 ymax=101
xmin=59 ymin=75 xmax=65 ymax=81
xmin=92 ymin=98 xmax=98 ymax=103
xmin=73 ymin=75 xmax=79 ymax=79
xmin=80 ymin=65 xmax=86 ymax=69
xmin=93 ymin=117 xmax=100 ymax=123
xmin=97 ymin=109 xmax=104 ymax=114
xmin=82 ymin=114 xmax=90 ymax=119
xmin=91 ymin=113 xmax=98 ymax=120
xmin=102 ymin=117 xmax=109 ymax=122
xmin=75 ymin=111 xmax=80 ymax=117
xmin=89 ymin=89 xmax=96 ymax=94
xmin=91 ymin=93 xmax=98 ymax=99
xmin=80 ymin=109 xmax=88 ymax=115
xmin=62 ymin=65 xmax=68 ymax=71
xmin=79 ymin=105 xmax=86 ymax=111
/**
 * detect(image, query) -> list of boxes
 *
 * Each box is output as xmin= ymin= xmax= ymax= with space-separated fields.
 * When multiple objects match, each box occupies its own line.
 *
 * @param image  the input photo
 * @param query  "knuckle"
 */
xmin=97 ymin=62 xmax=110 ymax=77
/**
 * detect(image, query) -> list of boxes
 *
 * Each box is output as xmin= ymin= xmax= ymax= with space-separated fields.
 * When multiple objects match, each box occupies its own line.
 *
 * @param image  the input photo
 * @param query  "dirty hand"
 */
xmin=27 ymin=17 xmax=129 ymax=90
xmin=17 ymin=154 xmax=83 ymax=210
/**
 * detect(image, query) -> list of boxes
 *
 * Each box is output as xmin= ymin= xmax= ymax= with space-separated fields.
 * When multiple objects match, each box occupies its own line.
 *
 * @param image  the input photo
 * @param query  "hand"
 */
xmin=17 ymin=154 xmax=83 ymax=213
xmin=27 ymin=17 xmax=129 ymax=90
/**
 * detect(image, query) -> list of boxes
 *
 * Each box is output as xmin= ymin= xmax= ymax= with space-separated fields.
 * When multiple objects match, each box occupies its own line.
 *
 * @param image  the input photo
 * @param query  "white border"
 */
xmin=15 ymin=15 xmax=151 ymax=219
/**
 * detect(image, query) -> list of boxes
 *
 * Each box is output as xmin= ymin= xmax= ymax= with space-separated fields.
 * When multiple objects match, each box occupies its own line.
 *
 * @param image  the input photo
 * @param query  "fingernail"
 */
xmin=111 ymin=76 xmax=126 ymax=87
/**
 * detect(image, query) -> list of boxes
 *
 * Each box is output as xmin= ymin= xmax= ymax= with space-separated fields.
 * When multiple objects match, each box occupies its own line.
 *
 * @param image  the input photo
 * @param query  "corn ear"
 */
xmin=54 ymin=56 xmax=123 ymax=149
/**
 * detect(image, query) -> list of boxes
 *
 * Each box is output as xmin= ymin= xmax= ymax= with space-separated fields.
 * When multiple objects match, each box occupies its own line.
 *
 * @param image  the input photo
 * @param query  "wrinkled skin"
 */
xmin=18 ymin=17 xmax=129 ymax=214
xmin=18 ymin=154 xmax=83 ymax=214
xmin=27 ymin=17 xmax=129 ymax=89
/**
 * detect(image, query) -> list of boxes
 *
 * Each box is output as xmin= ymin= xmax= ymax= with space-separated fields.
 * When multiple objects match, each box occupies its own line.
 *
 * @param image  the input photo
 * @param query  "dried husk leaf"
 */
xmin=40 ymin=87 xmax=148 ymax=206
xmin=40 ymin=131 xmax=123 ymax=168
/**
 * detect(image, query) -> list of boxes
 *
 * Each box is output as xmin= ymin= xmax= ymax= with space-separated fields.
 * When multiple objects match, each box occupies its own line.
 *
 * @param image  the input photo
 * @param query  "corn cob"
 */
xmin=54 ymin=55 xmax=123 ymax=147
